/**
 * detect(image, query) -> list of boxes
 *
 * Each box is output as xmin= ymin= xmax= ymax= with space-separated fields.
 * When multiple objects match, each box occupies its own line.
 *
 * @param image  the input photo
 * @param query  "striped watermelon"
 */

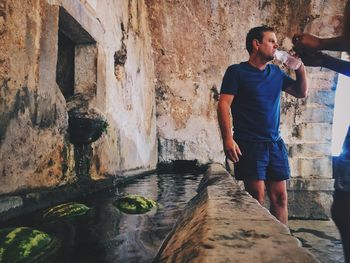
xmin=0 ymin=227 xmax=60 ymax=263
xmin=113 ymin=195 xmax=157 ymax=214
xmin=42 ymin=202 xmax=91 ymax=221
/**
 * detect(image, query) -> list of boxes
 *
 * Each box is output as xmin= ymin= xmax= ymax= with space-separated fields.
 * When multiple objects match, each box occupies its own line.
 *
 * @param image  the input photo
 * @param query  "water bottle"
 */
xmin=274 ymin=50 xmax=302 ymax=70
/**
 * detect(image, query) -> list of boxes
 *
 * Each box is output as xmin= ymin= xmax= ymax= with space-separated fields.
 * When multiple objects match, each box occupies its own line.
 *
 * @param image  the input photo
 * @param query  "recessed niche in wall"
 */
xmin=56 ymin=7 xmax=97 ymax=99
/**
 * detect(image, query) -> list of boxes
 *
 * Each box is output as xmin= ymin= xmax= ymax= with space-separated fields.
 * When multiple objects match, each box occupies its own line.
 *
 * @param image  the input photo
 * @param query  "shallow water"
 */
xmin=2 ymin=173 xmax=202 ymax=263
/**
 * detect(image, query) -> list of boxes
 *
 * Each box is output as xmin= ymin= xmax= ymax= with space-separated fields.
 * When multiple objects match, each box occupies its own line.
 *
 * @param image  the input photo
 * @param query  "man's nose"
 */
xmin=274 ymin=43 xmax=279 ymax=49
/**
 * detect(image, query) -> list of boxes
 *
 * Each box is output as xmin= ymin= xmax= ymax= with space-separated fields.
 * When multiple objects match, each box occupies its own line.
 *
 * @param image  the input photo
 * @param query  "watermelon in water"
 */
xmin=42 ymin=202 xmax=91 ymax=221
xmin=0 ymin=227 xmax=60 ymax=263
xmin=113 ymin=195 xmax=157 ymax=214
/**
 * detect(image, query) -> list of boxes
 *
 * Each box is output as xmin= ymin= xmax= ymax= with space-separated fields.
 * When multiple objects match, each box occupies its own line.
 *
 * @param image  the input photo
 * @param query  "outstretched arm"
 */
xmin=217 ymin=94 xmax=242 ymax=163
xmin=284 ymin=63 xmax=308 ymax=98
xmin=299 ymin=51 xmax=350 ymax=77
xmin=293 ymin=34 xmax=347 ymax=51
xmin=323 ymin=54 xmax=350 ymax=76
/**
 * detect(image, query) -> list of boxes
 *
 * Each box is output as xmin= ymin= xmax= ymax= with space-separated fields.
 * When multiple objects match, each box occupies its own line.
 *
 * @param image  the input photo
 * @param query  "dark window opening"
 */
xmin=55 ymin=7 xmax=96 ymax=99
xmin=56 ymin=30 xmax=75 ymax=98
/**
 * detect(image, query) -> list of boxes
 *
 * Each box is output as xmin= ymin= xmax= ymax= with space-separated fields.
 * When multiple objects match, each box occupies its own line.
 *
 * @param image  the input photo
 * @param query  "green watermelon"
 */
xmin=0 ymin=227 xmax=60 ymax=263
xmin=113 ymin=195 xmax=157 ymax=214
xmin=42 ymin=202 xmax=91 ymax=221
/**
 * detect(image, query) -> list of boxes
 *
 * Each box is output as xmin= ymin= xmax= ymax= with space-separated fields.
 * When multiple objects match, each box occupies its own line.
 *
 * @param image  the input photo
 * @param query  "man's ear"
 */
xmin=252 ymin=39 xmax=260 ymax=50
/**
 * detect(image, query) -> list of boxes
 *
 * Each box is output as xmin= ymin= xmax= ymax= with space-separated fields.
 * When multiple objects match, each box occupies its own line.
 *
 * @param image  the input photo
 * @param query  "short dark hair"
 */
xmin=246 ymin=25 xmax=275 ymax=54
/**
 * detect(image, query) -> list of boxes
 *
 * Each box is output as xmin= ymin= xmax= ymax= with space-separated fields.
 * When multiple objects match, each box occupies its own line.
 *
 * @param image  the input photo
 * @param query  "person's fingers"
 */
xmin=292 ymin=33 xmax=303 ymax=44
xmin=225 ymin=149 xmax=235 ymax=163
xmin=232 ymin=148 xmax=240 ymax=163
xmin=236 ymin=145 xmax=242 ymax=156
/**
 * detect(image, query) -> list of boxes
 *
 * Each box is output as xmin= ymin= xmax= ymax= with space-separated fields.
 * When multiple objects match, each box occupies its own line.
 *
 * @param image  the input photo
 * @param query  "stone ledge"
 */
xmin=154 ymin=163 xmax=319 ymax=263
xmin=0 ymin=168 xmax=156 ymax=222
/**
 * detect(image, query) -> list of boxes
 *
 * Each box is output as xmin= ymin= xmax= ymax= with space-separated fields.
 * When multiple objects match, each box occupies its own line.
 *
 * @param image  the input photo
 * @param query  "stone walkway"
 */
xmin=155 ymin=164 xmax=319 ymax=262
xmin=289 ymin=220 xmax=344 ymax=263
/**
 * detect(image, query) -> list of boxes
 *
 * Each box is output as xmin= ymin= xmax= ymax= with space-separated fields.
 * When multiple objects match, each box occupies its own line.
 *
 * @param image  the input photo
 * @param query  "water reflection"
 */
xmin=2 ymin=173 xmax=202 ymax=263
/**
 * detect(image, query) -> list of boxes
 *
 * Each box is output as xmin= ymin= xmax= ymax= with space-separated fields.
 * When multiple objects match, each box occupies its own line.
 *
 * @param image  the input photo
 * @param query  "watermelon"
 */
xmin=42 ymin=202 xmax=91 ymax=221
xmin=0 ymin=227 xmax=60 ymax=263
xmin=113 ymin=195 xmax=157 ymax=214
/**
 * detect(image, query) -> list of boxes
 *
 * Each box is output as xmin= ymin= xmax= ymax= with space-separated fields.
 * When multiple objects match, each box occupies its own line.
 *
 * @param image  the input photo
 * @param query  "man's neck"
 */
xmin=248 ymin=54 xmax=269 ymax=70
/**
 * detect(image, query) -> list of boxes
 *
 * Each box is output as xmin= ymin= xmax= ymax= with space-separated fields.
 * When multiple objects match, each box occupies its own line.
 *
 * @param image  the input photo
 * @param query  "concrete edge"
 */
xmin=154 ymin=163 xmax=320 ymax=263
xmin=0 ymin=168 xmax=156 ymax=222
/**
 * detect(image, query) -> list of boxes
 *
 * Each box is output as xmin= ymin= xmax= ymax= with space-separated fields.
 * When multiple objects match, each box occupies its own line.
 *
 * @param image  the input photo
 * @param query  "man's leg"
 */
xmin=266 ymin=180 xmax=288 ymax=225
xmin=244 ymin=179 xmax=265 ymax=205
xmin=331 ymin=190 xmax=350 ymax=263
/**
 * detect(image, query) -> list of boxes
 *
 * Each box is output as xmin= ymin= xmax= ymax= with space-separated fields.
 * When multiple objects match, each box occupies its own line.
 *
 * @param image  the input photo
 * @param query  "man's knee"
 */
xmin=270 ymin=191 xmax=288 ymax=208
xmin=250 ymin=190 xmax=265 ymax=205
xmin=244 ymin=180 xmax=265 ymax=205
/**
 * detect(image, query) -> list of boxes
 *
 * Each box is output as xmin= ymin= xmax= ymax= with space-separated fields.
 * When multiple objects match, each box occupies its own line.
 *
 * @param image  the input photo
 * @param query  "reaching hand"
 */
xmin=223 ymin=138 xmax=242 ymax=163
xmin=293 ymin=33 xmax=322 ymax=50
xmin=299 ymin=51 xmax=326 ymax=67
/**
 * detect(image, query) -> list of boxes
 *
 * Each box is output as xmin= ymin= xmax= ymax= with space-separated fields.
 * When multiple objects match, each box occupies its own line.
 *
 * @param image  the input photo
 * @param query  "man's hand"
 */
xmin=293 ymin=33 xmax=322 ymax=50
xmin=223 ymin=138 xmax=242 ymax=163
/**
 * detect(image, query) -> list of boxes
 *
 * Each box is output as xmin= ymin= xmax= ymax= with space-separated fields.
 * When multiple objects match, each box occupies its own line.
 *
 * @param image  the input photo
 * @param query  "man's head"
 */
xmin=246 ymin=25 xmax=278 ymax=60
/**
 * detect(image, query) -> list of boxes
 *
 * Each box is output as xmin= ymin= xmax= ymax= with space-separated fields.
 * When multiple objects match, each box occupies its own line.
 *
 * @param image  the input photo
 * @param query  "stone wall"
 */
xmin=147 ymin=0 xmax=347 ymax=217
xmin=0 ymin=0 xmax=157 ymax=195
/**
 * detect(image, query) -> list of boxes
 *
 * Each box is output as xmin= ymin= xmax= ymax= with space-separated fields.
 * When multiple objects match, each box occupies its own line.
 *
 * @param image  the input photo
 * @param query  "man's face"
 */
xmin=256 ymin=31 xmax=279 ymax=61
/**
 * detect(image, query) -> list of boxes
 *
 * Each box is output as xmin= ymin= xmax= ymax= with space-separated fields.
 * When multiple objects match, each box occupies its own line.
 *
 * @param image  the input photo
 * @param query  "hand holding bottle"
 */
xmin=274 ymin=50 xmax=302 ymax=70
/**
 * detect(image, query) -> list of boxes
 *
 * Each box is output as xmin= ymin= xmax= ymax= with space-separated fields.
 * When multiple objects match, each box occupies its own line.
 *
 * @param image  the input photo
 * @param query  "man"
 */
xmin=217 ymin=25 xmax=308 ymax=225
xmin=293 ymin=1 xmax=350 ymax=261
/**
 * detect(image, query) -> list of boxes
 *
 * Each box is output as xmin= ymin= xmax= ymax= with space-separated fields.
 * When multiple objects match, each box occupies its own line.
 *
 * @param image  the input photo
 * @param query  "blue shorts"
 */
xmin=234 ymin=139 xmax=290 ymax=181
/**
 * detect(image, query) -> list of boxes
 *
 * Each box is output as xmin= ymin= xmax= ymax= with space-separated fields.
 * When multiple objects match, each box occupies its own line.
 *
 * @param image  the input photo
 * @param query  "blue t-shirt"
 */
xmin=220 ymin=62 xmax=295 ymax=142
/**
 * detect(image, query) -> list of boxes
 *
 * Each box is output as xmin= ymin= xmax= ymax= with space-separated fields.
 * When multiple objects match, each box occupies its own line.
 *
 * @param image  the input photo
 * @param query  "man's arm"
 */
xmin=284 ymin=63 xmax=308 ymax=98
xmin=217 ymin=94 xmax=242 ymax=163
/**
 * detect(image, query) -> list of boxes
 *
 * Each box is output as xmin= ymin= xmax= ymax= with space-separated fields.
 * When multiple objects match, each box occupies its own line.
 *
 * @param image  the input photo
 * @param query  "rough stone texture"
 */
xmin=147 ymin=0 xmax=346 ymax=169
xmin=155 ymin=164 xmax=318 ymax=263
xmin=0 ymin=0 xmax=157 ymax=194
xmin=0 ymin=0 xmax=75 ymax=194
xmin=146 ymin=0 xmax=346 ymax=218
xmin=289 ymin=220 xmax=344 ymax=263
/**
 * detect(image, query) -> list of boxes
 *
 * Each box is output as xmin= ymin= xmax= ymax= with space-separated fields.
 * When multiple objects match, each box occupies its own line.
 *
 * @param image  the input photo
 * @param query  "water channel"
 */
xmin=2 ymin=173 xmax=202 ymax=263
xmin=1 ymin=171 xmax=345 ymax=262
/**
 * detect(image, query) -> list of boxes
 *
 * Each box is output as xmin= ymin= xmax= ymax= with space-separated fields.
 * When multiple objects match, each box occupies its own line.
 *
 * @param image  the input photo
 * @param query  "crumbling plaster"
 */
xmin=147 ymin=0 xmax=346 ymax=173
xmin=0 ymin=0 xmax=157 ymax=194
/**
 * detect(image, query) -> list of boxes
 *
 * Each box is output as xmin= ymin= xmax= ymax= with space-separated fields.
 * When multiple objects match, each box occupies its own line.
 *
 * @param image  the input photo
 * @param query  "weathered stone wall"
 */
xmin=147 ymin=0 xmax=345 ymax=167
xmin=147 ymin=0 xmax=346 ymax=217
xmin=0 ymin=0 xmax=157 ymax=195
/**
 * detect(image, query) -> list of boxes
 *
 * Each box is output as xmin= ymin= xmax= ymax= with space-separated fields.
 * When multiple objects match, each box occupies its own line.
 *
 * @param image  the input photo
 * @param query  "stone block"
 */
xmin=287 ymin=190 xmax=333 ymax=219
xmin=282 ymin=123 xmax=332 ymax=143
xmin=287 ymin=178 xmax=334 ymax=219
xmin=297 ymin=157 xmax=332 ymax=179
xmin=295 ymin=106 xmax=334 ymax=124
xmin=306 ymin=89 xmax=335 ymax=107
xmin=0 ymin=196 xmax=23 ymax=214
xmin=287 ymin=143 xmax=331 ymax=158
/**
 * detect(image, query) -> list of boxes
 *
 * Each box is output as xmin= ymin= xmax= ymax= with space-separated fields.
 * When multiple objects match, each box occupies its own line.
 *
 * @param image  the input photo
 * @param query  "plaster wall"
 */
xmin=147 ymin=0 xmax=345 ymax=172
xmin=0 ymin=0 xmax=157 ymax=194
xmin=146 ymin=0 xmax=347 ymax=217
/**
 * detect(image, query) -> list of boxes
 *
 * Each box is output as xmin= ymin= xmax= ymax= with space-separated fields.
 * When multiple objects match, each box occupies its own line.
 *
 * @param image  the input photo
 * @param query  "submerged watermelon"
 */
xmin=113 ymin=195 xmax=157 ymax=214
xmin=42 ymin=202 xmax=91 ymax=221
xmin=0 ymin=227 xmax=60 ymax=263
